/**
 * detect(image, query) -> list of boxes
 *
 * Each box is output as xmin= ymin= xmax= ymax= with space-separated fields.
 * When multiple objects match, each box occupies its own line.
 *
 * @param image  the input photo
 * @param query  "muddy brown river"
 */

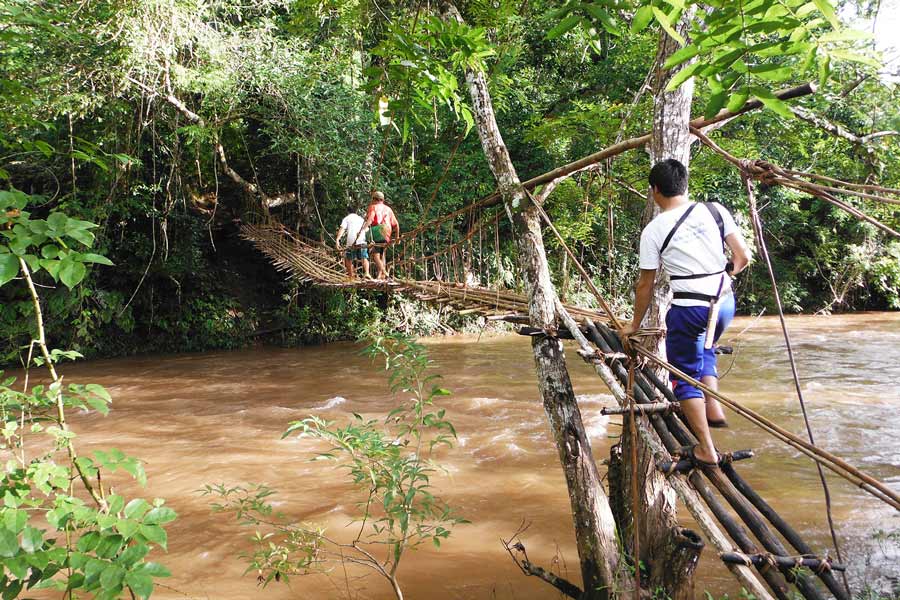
xmin=21 ymin=313 xmax=900 ymax=599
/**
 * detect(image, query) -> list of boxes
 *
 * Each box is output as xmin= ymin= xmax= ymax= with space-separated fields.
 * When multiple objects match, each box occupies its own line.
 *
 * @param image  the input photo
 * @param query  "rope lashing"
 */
xmin=737 ymin=158 xmax=781 ymax=186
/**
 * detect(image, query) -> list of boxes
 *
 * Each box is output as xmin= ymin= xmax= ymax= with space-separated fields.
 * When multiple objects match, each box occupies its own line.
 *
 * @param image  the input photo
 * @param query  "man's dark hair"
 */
xmin=648 ymin=158 xmax=688 ymax=197
xmin=345 ymin=204 xmax=357 ymax=214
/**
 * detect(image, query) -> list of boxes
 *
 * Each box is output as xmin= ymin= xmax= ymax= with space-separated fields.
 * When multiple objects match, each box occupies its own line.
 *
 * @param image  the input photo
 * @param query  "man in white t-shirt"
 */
xmin=336 ymin=206 xmax=370 ymax=279
xmin=622 ymin=158 xmax=751 ymax=468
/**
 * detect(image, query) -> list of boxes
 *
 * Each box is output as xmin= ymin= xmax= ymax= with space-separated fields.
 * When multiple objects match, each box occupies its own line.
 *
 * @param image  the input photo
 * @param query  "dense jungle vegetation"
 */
xmin=1 ymin=0 xmax=898 ymax=364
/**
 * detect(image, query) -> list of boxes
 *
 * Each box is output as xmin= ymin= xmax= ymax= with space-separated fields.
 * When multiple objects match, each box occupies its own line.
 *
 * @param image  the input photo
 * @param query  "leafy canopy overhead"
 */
xmin=543 ymin=0 xmax=879 ymax=118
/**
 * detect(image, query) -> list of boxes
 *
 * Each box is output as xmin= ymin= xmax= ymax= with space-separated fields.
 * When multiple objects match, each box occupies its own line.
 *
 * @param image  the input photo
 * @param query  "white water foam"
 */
xmin=585 ymin=415 xmax=611 ymax=439
xmin=315 ymin=396 xmax=347 ymax=410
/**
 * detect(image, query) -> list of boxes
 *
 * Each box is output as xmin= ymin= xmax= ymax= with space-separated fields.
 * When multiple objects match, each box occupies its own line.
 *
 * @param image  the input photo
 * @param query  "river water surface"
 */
xmin=26 ymin=313 xmax=900 ymax=599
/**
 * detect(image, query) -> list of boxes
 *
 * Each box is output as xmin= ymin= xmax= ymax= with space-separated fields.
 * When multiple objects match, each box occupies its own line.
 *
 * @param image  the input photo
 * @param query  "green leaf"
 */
xmin=652 ymin=7 xmax=685 ymax=45
xmin=39 ymin=259 xmax=60 ymax=282
xmin=95 ymin=534 xmax=124 ymax=559
xmin=115 ymin=519 xmax=140 ymax=540
xmin=20 ymin=527 xmax=42 ymax=554
xmin=749 ymin=63 xmax=792 ymax=81
xmin=583 ymin=5 xmax=620 ymax=36
xmin=99 ymin=564 xmax=125 ymax=590
xmin=124 ymin=572 xmax=153 ymax=599
xmin=33 ymin=141 xmax=54 ymax=157
xmin=547 ymin=14 xmax=581 ymax=39
xmin=828 ymin=49 xmax=880 ymax=69
xmin=631 ymin=5 xmax=653 ymax=33
xmin=76 ymin=531 xmax=101 ymax=553
xmin=59 ymin=260 xmax=86 ymax=289
xmin=143 ymin=507 xmax=177 ymax=525
xmin=663 ymin=45 xmax=699 ymax=69
xmin=41 ymin=244 xmax=59 ymax=259
xmin=0 ymin=528 xmax=19 ymax=558
xmin=23 ymin=253 xmax=40 ymax=273
xmin=67 ymin=228 xmax=95 ymax=247
xmin=124 ymin=499 xmax=150 ymax=520
xmin=85 ymin=396 xmax=110 ymax=415
xmin=85 ymin=383 xmax=112 ymax=403
xmin=819 ymin=29 xmax=872 ymax=43
xmin=46 ymin=212 xmax=67 ymax=231
xmin=726 ymin=87 xmax=750 ymax=112
xmin=115 ymin=543 xmax=149 ymax=567
xmin=0 ymin=254 xmax=18 ymax=287
xmin=704 ymin=90 xmax=727 ymax=119
xmin=134 ymin=561 xmax=171 ymax=577
xmin=818 ymin=52 xmax=831 ymax=87
xmin=750 ymin=86 xmax=794 ymax=119
xmin=5 ymin=556 xmax=27 ymax=579
xmin=138 ymin=525 xmax=167 ymax=550
xmin=78 ymin=253 xmax=113 ymax=266
xmin=664 ymin=62 xmax=701 ymax=92
xmin=812 ymin=0 xmax=840 ymax=29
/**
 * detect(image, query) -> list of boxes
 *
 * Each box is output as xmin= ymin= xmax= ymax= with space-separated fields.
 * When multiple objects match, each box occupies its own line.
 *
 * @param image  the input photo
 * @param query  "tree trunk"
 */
xmin=441 ymin=4 xmax=620 ymax=597
xmin=613 ymin=15 xmax=701 ymax=600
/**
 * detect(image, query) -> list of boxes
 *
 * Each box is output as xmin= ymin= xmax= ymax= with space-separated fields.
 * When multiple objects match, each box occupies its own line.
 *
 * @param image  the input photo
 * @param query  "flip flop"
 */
xmin=708 ymin=419 xmax=729 ymax=428
xmin=686 ymin=444 xmax=720 ymax=469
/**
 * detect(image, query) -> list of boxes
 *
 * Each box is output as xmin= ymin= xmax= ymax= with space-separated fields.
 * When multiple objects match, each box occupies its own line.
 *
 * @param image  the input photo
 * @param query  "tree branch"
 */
xmin=126 ymin=75 xmax=296 ymax=209
xmin=501 ymin=528 xmax=583 ymax=600
xmin=789 ymin=105 xmax=898 ymax=147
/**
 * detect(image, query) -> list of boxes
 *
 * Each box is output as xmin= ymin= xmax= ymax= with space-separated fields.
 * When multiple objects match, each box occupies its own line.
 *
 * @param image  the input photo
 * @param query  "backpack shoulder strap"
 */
xmin=702 ymin=202 xmax=726 ymax=248
xmin=659 ymin=203 xmax=698 ymax=254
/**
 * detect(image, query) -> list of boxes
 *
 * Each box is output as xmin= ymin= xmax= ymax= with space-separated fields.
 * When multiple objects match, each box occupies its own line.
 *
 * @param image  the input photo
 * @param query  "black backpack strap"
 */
xmin=659 ymin=203 xmax=698 ymax=254
xmin=702 ymin=202 xmax=726 ymax=248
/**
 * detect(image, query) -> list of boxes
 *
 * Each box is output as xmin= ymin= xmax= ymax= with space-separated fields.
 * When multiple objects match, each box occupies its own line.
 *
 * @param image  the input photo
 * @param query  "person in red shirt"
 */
xmin=362 ymin=190 xmax=400 ymax=280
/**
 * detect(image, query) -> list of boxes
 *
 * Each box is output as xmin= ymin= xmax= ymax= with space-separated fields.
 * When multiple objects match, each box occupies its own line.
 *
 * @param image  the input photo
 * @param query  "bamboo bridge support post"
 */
xmin=442 ymin=3 xmax=622 ymax=597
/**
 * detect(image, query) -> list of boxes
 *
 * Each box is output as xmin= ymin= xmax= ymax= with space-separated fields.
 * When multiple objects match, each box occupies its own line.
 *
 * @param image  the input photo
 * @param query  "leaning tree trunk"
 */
xmin=440 ymin=4 xmax=621 ymax=598
xmin=609 ymin=12 xmax=701 ymax=600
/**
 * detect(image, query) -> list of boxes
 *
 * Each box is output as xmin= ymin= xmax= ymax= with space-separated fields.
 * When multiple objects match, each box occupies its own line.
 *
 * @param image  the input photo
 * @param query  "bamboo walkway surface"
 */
xmin=242 ymin=219 xmax=896 ymax=600
xmin=241 ymin=222 xmax=609 ymax=324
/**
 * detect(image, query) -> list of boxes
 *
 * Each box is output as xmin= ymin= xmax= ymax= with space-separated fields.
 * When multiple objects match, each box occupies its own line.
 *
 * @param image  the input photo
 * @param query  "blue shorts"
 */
xmin=665 ymin=294 xmax=735 ymax=401
xmin=345 ymin=246 xmax=369 ymax=260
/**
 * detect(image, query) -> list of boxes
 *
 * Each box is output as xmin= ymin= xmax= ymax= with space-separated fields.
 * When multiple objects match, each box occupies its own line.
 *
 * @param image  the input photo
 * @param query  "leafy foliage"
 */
xmin=0 ymin=193 xmax=174 ymax=598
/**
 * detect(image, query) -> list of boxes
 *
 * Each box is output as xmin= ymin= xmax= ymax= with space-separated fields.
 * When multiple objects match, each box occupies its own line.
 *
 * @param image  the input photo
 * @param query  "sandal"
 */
xmin=686 ymin=444 xmax=720 ymax=469
xmin=708 ymin=419 xmax=729 ymax=428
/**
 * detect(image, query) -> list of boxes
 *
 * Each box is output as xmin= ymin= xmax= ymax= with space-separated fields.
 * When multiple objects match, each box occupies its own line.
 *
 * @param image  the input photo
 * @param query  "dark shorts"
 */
xmin=345 ymin=246 xmax=369 ymax=260
xmin=369 ymin=245 xmax=385 ymax=256
xmin=665 ymin=293 xmax=735 ymax=401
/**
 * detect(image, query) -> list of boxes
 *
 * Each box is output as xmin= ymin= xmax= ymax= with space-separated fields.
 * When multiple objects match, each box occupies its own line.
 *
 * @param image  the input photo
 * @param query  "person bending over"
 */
xmin=622 ymin=158 xmax=751 ymax=467
xmin=336 ymin=204 xmax=370 ymax=279
xmin=362 ymin=190 xmax=400 ymax=280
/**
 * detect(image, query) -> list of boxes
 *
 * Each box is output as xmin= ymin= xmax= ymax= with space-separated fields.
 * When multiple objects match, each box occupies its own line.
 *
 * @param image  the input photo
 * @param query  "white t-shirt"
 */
xmin=340 ymin=213 xmax=367 ymax=246
xmin=639 ymin=201 xmax=738 ymax=307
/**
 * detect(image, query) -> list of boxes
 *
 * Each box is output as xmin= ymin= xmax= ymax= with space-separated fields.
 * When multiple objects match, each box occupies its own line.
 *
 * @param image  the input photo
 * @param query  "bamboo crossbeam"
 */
xmin=721 ymin=552 xmax=846 ymax=573
xmin=600 ymin=402 xmax=672 ymax=416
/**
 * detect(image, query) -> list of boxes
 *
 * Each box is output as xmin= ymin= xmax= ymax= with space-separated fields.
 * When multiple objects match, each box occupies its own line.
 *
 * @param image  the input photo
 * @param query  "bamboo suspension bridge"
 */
xmin=241 ymin=87 xmax=900 ymax=600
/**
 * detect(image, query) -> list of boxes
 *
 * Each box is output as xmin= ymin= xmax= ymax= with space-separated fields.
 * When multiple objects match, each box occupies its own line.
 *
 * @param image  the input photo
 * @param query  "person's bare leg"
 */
xmin=680 ymin=397 xmax=718 ymax=464
xmin=374 ymin=253 xmax=387 ymax=279
xmin=361 ymin=257 xmax=371 ymax=278
xmin=702 ymin=375 xmax=727 ymax=423
xmin=343 ymin=257 xmax=354 ymax=278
